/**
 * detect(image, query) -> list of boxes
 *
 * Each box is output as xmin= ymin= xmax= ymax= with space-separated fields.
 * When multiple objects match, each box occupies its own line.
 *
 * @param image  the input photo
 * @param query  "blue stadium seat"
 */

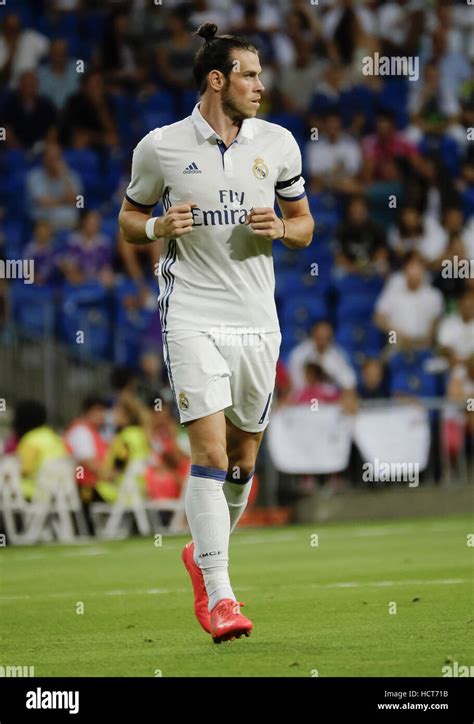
xmin=3 ymin=149 xmax=28 ymax=174
xmin=78 ymin=10 xmax=108 ymax=61
xmin=10 ymin=282 xmax=56 ymax=337
xmin=378 ymin=78 xmax=409 ymax=129
xmin=336 ymin=292 xmax=378 ymax=325
xmin=3 ymin=219 xmax=27 ymax=259
xmin=388 ymin=350 xmax=439 ymax=397
xmin=461 ymin=186 xmax=474 ymax=220
xmin=332 ymin=273 xmax=384 ymax=298
xmin=35 ymin=12 xmax=80 ymax=56
xmin=137 ymin=90 xmax=176 ymax=135
xmin=335 ymin=320 xmax=383 ymax=358
xmin=266 ymin=112 xmax=306 ymax=139
xmin=60 ymin=281 xmax=112 ymax=360
xmin=139 ymin=90 xmax=174 ymax=114
xmin=279 ymin=324 xmax=310 ymax=363
xmin=275 ymin=270 xmax=304 ymax=302
xmin=100 ymin=216 xmax=118 ymax=245
xmin=178 ymin=90 xmax=200 ymax=117
xmin=419 ymin=135 xmax=460 ymax=178
xmin=4 ymin=170 xmax=27 ymax=222
xmin=141 ymin=110 xmax=176 ymax=135
xmin=297 ymin=244 xmax=333 ymax=278
xmin=389 ymin=368 xmax=438 ymax=397
xmin=136 ymin=90 xmax=176 ymax=134
xmin=113 ymin=280 xmax=156 ymax=368
xmin=281 ymin=293 xmax=328 ymax=331
xmin=272 ymin=243 xmax=299 ymax=269
xmin=62 ymin=149 xmax=102 ymax=201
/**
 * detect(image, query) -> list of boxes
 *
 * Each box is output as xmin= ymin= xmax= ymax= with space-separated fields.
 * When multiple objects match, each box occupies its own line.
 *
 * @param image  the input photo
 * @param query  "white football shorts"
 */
xmin=162 ymin=328 xmax=282 ymax=432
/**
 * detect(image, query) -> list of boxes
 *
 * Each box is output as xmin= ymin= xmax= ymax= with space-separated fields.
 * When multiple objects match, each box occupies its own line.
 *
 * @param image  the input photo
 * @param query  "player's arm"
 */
xmin=118 ymin=198 xmax=197 ymax=245
xmin=245 ymin=196 xmax=314 ymax=250
xmin=118 ymin=131 xmax=197 ymax=244
xmin=247 ymin=129 xmax=314 ymax=249
xmin=277 ymin=195 xmax=314 ymax=250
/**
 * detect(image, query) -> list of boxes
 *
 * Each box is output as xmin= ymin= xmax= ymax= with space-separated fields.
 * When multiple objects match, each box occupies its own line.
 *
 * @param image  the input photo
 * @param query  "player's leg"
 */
xmin=184 ymin=410 xmax=237 ymax=611
xmin=184 ymin=410 xmax=253 ymax=642
xmin=224 ymin=416 xmax=264 ymax=533
xmin=163 ymin=330 xmax=235 ymax=631
xmin=223 ymin=331 xmax=282 ymax=530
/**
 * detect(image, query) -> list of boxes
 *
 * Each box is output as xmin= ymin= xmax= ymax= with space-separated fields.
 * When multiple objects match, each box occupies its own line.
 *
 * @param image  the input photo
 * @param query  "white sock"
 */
xmin=185 ymin=464 xmax=236 ymax=611
xmin=223 ymin=468 xmax=254 ymax=533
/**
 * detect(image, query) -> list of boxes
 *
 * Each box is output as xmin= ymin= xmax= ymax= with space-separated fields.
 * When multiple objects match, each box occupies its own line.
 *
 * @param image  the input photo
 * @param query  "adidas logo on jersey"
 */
xmin=183 ymin=162 xmax=202 ymax=174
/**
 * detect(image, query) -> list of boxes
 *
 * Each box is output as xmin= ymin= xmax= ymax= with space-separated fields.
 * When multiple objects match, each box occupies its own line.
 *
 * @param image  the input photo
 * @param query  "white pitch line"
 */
xmin=314 ymin=578 xmax=467 ymax=589
xmin=0 ymin=578 xmax=468 ymax=603
xmin=1 ymin=520 xmax=470 ymax=561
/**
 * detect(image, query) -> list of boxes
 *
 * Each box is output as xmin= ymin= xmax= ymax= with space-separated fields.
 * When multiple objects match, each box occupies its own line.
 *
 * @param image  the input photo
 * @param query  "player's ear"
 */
xmin=208 ymin=69 xmax=224 ymax=92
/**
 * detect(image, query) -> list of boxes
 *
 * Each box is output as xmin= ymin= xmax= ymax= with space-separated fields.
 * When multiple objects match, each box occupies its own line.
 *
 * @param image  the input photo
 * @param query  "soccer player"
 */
xmin=118 ymin=23 xmax=314 ymax=643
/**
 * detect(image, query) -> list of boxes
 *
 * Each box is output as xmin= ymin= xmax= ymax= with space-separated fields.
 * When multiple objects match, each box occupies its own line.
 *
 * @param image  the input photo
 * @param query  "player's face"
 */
xmin=221 ymin=50 xmax=264 ymax=122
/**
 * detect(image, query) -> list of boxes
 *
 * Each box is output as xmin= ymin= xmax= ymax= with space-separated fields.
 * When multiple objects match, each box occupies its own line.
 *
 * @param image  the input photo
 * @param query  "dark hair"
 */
xmin=13 ymin=400 xmax=47 ymax=439
xmin=192 ymin=23 xmax=258 ymax=95
xmin=81 ymin=395 xmax=108 ymax=413
xmin=402 ymin=249 xmax=425 ymax=268
xmin=376 ymin=108 xmax=396 ymax=123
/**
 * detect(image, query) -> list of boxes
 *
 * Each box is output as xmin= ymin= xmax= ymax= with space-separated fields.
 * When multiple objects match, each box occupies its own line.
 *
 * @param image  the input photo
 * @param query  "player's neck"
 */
xmin=198 ymin=99 xmax=241 ymax=147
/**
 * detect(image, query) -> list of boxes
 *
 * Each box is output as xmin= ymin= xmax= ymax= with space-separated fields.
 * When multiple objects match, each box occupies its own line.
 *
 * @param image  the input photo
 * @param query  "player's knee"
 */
xmin=192 ymin=443 xmax=228 ymax=472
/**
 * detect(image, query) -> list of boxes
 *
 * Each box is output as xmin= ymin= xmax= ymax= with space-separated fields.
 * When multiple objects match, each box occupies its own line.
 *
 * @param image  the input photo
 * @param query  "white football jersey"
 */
xmin=125 ymin=103 xmax=306 ymax=334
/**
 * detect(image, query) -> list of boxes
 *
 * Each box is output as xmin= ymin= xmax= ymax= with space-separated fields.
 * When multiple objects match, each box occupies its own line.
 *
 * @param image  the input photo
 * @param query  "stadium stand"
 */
xmin=0 ymin=0 xmax=472 ymax=527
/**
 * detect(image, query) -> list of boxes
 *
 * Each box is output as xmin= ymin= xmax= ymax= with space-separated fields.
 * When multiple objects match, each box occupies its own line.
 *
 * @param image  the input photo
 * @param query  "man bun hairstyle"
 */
xmin=192 ymin=23 xmax=258 ymax=95
xmin=196 ymin=22 xmax=218 ymax=43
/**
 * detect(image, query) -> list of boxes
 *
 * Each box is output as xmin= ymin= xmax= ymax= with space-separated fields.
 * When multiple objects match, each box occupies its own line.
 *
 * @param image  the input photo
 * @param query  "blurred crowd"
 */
xmin=0 ymin=0 xmax=473 ymax=464
xmin=3 ymin=368 xmax=191 ymax=531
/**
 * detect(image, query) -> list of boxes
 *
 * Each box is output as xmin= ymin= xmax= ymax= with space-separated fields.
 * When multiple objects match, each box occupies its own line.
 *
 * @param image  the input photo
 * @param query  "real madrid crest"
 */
xmin=178 ymin=392 xmax=189 ymax=411
xmin=252 ymin=157 xmax=268 ymax=180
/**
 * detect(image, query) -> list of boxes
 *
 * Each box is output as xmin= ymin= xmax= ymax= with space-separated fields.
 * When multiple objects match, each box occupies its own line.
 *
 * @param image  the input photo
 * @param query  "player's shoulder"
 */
xmin=134 ymin=117 xmax=192 ymax=153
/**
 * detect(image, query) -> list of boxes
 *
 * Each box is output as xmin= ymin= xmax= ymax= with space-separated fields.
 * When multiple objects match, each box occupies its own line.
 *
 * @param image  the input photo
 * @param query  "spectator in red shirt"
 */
xmin=145 ymin=398 xmax=190 ymax=500
xmin=65 ymin=395 xmax=110 ymax=495
xmin=362 ymin=109 xmax=419 ymax=184
xmin=290 ymin=362 xmax=342 ymax=406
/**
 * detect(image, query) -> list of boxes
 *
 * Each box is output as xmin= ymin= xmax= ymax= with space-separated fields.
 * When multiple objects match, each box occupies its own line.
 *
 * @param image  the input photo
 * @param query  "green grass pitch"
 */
xmin=1 ymin=514 xmax=472 ymax=677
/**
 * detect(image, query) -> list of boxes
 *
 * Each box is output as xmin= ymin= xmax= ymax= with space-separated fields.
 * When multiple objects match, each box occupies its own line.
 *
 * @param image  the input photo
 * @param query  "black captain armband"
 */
xmin=275 ymin=174 xmax=301 ymax=191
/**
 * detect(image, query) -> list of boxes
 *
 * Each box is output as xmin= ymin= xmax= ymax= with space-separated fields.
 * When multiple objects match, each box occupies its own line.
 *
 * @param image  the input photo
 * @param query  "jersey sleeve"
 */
xmin=125 ymin=130 xmax=164 ymax=209
xmin=275 ymin=130 xmax=306 ymax=202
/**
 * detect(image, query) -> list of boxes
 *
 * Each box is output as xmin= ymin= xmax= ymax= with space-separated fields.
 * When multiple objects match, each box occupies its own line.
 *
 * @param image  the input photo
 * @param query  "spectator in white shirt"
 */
xmin=38 ymin=38 xmax=79 ymax=110
xmin=305 ymin=110 xmax=362 ymax=195
xmin=288 ymin=320 xmax=358 ymax=413
xmin=405 ymin=61 xmax=466 ymax=148
xmin=377 ymin=0 xmax=424 ymax=56
xmin=437 ymin=289 xmax=474 ymax=366
xmin=374 ymin=251 xmax=444 ymax=350
xmin=444 ymin=355 xmax=474 ymax=459
xmin=388 ymin=205 xmax=447 ymax=266
xmin=26 ymin=141 xmax=82 ymax=231
xmin=0 ymin=13 xmax=49 ymax=87
xmin=276 ymin=40 xmax=327 ymax=114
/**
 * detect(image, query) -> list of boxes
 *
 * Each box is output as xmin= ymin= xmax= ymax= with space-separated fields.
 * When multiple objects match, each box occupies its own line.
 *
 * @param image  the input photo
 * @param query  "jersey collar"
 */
xmin=191 ymin=102 xmax=254 ymax=145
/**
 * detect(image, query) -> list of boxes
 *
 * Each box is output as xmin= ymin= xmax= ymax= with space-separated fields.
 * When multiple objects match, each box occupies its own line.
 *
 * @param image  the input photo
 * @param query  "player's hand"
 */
xmin=245 ymin=207 xmax=285 ymax=240
xmin=157 ymin=202 xmax=197 ymax=239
